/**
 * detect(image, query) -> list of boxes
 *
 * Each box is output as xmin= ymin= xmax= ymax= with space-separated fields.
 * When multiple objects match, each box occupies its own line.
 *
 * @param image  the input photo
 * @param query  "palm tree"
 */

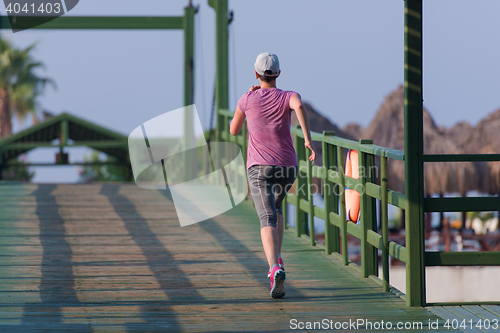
xmin=0 ymin=34 xmax=54 ymax=137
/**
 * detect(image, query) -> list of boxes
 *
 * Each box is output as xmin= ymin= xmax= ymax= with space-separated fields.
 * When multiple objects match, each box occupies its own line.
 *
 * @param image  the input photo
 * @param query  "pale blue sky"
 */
xmin=3 ymin=0 xmax=499 ymax=182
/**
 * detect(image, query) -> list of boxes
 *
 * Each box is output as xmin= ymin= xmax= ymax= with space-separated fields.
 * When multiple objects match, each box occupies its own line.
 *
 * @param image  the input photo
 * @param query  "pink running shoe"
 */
xmin=269 ymin=265 xmax=286 ymax=298
xmin=267 ymin=257 xmax=285 ymax=278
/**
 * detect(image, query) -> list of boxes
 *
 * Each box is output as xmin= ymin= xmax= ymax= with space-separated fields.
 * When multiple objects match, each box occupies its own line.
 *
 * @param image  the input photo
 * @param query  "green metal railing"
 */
xmin=285 ymin=127 xmax=406 ymax=286
xmin=217 ymin=107 xmax=500 ymax=307
xmin=218 ymin=110 xmax=406 ymax=294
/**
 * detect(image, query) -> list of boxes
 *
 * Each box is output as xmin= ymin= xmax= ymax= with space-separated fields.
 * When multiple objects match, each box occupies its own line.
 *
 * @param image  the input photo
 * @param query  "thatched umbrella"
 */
xmin=461 ymin=108 xmax=500 ymax=155
xmin=444 ymin=121 xmax=474 ymax=153
xmin=477 ymin=145 xmax=500 ymax=195
xmin=453 ymin=109 xmax=500 ymax=195
xmin=364 ymin=85 xmax=477 ymax=195
xmin=451 ymin=110 xmax=500 ymax=226
xmin=342 ymin=123 xmax=364 ymax=141
xmin=363 ymin=85 xmax=477 ymax=230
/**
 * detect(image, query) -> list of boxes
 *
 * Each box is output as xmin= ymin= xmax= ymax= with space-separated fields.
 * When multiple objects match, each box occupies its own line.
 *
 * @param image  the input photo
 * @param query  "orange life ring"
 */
xmin=345 ymin=149 xmax=360 ymax=222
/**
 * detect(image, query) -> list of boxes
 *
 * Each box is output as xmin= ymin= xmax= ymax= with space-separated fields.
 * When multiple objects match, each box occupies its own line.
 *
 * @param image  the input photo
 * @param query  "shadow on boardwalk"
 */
xmin=0 ymin=183 xmax=447 ymax=332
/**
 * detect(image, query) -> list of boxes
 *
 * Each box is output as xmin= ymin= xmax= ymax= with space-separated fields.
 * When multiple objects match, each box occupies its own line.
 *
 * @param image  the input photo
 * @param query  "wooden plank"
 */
xmin=445 ymin=306 xmax=495 ymax=333
xmin=426 ymin=306 xmax=481 ymax=333
xmin=0 ymin=183 xmax=445 ymax=332
xmin=463 ymin=306 xmax=500 ymax=322
xmin=482 ymin=306 xmax=500 ymax=318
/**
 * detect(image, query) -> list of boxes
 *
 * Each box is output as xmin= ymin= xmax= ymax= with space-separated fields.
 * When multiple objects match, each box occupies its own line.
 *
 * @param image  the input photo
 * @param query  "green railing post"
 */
xmin=404 ymin=0 xmax=426 ymax=307
xmin=323 ymin=131 xmax=340 ymax=254
xmin=359 ymin=140 xmax=377 ymax=278
xmin=60 ymin=119 xmax=68 ymax=146
xmin=283 ymin=194 xmax=288 ymax=229
xmin=367 ymin=151 xmax=378 ymax=276
xmin=183 ymin=4 xmax=195 ymax=179
xmin=209 ymin=0 xmax=229 ymax=144
xmin=381 ymin=156 xmax=390 ymax=292
xmin=307 ymin=149 xmax=315 ymax=246
xmin=337 ymin=146 xmax=348 ymax=265
xmin=183 ymin=4 xmax=195 ymax=108
xmin=294 ymin=126 xmax=307 ymax=237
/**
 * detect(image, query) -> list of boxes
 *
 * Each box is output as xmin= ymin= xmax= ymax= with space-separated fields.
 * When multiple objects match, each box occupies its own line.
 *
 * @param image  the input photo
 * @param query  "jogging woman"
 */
xmin=230 ymin=52 xmax=316 ymax=298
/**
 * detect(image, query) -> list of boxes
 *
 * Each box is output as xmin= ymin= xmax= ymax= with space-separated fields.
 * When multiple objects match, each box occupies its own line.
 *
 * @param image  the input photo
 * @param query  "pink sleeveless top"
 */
xmin=237 ymin=88 xmax=298 ymax=169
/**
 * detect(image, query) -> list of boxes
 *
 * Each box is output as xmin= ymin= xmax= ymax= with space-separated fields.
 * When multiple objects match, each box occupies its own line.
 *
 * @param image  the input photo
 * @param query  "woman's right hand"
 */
xmin=305 ymin=141 xmax=316 ymax=162
xmin=249 ymin=85 xmax=261 ymax=91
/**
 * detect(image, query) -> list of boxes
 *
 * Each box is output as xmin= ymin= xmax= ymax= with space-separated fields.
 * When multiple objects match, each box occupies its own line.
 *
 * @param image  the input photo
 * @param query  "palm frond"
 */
xmin=0 ymin=33 xmax=54 ymax=134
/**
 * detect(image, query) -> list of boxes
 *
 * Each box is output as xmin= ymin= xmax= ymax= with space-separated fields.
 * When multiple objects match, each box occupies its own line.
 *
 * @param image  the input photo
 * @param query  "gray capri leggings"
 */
xmin=247 ymin=165 xmax=298 ymax=229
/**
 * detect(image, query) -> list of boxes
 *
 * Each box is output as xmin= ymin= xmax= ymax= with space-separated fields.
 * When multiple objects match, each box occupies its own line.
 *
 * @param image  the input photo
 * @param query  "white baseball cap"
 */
xmin=254 ymin=52 xmax=280 ymax=76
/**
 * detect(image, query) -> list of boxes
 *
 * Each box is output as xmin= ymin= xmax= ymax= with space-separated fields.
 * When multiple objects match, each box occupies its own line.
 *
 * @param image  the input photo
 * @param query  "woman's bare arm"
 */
xmin=230 ymin=106 xmax=246 ymax=136
xmin=289 ymin=94 xmax=316 ymax=161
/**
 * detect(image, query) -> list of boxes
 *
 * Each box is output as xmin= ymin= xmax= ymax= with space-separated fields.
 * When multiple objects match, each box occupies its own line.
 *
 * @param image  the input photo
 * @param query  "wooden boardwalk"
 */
xmin=0 ymin=183 xmax=459 ymax=332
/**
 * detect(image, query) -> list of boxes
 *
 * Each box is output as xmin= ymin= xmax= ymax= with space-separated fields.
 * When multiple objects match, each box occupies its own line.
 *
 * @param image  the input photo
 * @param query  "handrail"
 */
xmin=423 ymin=154 xmax=500 ymax=162
xmin=291 ymin=126 xmax=405 ymax=161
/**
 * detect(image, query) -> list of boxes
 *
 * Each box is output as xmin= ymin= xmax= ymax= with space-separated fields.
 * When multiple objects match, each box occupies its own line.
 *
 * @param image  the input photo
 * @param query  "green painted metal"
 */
xmin=2 ymin=140 xmax=127 ymax=150
xmin=425 ymin=196 xmax=500 ymax=212
xmin=337 ymin=145 xmax=348 ymax=265
xmin=358 ymin=145 xmax=377 ymax=278
xmin=217 ymin=109 xmax=235 ymax=118
xmin=183 ymin=4 xmax=196 ymax=170
xmin=6 ymin=162 xmax=122 ymax=167
xmin=346 ymin=221 xmax=362 ymax=240
xmin=388 ymin=190 xmax=406 ymax=210
xmin=0 ymin=112 xmax=130 ymax=175
xmin=425 ymin=251 xmax=500 ymax=266
xmin=282 ymin=193 xmax=288 ymax=229
xmin=404 ymin=0 xmax=426 ymax=307
xmin=0 ymin=112 xmax=128 ymax=158
xmin=365 ymin=182 xmax=381 ymax=200
xmin=209 ymin=0 xmax=229 ymax=145
xmin=389 ymin=241 xmax=407 ymax=263
xmin=423 ymin=154 xmax=500 ymax=162
xmin=323 ymin=131 xmax=339 ymax=254
xmin=427 ymin=301 xmax=500 ymax=307
xmin=381 ymin=157 xmax=390 ymax=292
xmin=0 ymin=16 xmax=184 ymax=30
xmin=307 ymin=149 xmax=315 ymax=246
xmin=291 ymin=126 xmax=405 ymax=161
xmin=0 ymin=7 xmax=196 ymax=182
xmin=61 ymin=120 xmax=68 ymax=146
xmin=294 ymin=128 xmax=307 ymax=237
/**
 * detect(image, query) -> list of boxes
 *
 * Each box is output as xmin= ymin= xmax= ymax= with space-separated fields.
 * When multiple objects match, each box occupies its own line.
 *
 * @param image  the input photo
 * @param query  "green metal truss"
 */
xmin=0 ymin=4 xmax=198 ymax=178
xmin=0 ymin=112 xmax=130 ymax=169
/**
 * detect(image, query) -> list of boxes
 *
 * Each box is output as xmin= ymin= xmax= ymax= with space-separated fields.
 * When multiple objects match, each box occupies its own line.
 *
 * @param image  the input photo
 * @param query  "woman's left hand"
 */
xmin=305 ymin=141 xmax=316 ymax=162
